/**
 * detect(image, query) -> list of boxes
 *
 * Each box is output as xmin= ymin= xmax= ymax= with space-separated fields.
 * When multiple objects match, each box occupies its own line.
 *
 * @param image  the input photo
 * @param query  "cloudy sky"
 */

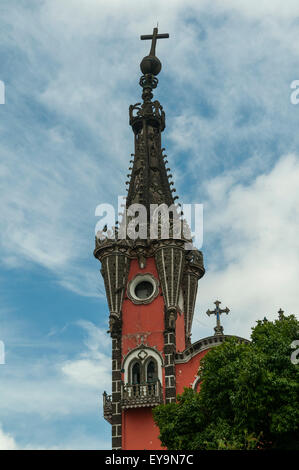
xmin=0 ymin=0 xmax=299 ymax=450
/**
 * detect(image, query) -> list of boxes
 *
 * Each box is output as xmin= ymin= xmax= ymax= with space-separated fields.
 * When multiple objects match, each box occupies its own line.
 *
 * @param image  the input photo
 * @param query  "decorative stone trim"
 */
xmin=103 ymin=392 xmax=112 ymax=424
xmin=121 ymin=380 xmax=163 ymax=409
xmin=122 ymin=345 xmax=164 ymax=384
xmin=175 ymin=335 xmax=250 ymax=364
xmin=127 ymin=273 xmax=159 ymax=305
xmin=163 ymin=308 xmax=177 ymax=404
xmin=192 ymin=376 xmax=201 ymax=391
xmin=111 ymin=335 xmax=122 ymax=450
xmin=155 ymin=244 xmax=185 ymax=314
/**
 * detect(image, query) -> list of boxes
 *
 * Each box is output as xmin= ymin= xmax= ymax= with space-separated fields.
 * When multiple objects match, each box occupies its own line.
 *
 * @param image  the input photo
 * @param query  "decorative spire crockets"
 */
xmin=127 ymin=27 xmax=176 ymax=211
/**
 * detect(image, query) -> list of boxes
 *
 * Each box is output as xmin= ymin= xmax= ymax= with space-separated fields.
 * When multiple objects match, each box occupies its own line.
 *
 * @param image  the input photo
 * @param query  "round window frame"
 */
xmin=127 ymin=273 xmax=159 ymax=305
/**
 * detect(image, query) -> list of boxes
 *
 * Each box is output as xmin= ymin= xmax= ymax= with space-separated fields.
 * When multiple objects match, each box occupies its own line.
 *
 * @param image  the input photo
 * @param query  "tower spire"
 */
xmin=127 ymin=27 xmax=177 ymax=218
xmin=95 ymin=29 xmax=206 ymax=450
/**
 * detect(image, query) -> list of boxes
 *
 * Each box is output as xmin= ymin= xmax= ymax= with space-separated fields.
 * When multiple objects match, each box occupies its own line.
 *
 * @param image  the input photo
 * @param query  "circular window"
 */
xmin=135 ymin=281 xmax=154 ymax=300
xmin=127 ymin=273 xmax=159 ymax=305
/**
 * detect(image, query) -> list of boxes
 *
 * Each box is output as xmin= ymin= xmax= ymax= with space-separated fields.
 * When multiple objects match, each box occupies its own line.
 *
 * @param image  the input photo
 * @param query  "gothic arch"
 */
xmin=192 ymin=376 xmax=201 ymax=392
xmin=122 ymin=345 xmax=164 ymax=384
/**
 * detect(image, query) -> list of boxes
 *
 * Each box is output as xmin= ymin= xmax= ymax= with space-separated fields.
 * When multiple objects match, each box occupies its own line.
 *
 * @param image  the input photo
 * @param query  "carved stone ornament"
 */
xmin=108 ymin=312 xmax=122 ymax=338
xmin=127 ymin=273 xmax=159 ymax=305
xmin=137 ymin=349 xmax=148 ymax=361
xmin=165 ymin=307 xmax=177 ymax=331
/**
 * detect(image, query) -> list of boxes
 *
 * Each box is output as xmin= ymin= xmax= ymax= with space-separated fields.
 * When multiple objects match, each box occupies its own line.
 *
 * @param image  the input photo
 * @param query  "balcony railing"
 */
xmin=103 ymin=391 xmax=112 ymax=424
xmin=121 ymin=381 xmax=163 ymax=409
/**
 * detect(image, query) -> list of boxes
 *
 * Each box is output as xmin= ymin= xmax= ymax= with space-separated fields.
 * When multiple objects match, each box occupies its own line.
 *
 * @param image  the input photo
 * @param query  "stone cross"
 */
xmin=140 ymin=27 xmax=169 ymax=57
xmin=206 ymin=300 xmax=230 ymax=336
xmin=278 ymin=308 xmax=285 ymax=320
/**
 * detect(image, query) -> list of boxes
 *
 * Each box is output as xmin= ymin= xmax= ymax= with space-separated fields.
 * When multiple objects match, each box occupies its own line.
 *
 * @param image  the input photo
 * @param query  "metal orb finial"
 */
xmin=140 ymin=27 xmax=169 ymax=76
xmin=140 ymin=55 xmax=162 ymax=76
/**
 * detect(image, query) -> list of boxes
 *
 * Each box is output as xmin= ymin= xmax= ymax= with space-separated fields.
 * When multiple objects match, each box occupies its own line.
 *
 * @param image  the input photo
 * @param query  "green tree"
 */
xmin=153 ymin=315 xmax=299 ymax=450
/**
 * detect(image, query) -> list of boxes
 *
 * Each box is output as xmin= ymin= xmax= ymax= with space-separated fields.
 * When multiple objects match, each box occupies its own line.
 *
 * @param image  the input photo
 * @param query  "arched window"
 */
xmin=129 ymin=357 xmax=159 ymax=385
xmin=123 ymin=347 xmax=163 ymax=386
xmin=146 ymin=360 xmax=157 ymax=383
xmin=131 ymin=361 xmax=141 ymax=384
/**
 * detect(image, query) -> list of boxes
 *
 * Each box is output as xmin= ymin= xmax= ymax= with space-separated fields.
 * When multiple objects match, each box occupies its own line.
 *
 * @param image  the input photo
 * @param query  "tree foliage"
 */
xmin=153 ymin=315 xmax=299 ymax=449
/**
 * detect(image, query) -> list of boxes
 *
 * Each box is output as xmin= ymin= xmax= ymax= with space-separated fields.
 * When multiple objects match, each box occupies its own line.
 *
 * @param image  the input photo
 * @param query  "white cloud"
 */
xmin=0 ymin=425 xmax=18 ymax=450
xmin=0 ymin=423 xmax=109 ymax=450
xmin=209 ymin=0 xmax=299 ymax=19
xmin=21 ymin=436 xmax=110 ymax=451
xmin=61 ymin=356 xmax=110 ymax=388
xmin=76 ymin=320 xmax=110 ymax=351
xmin=0 ymin=321 xmax=111 ymax=418
xmin=192 ymin=153 xmax=299 ymax=340
xmin=61 ymin=320 xmax=111 ymax=388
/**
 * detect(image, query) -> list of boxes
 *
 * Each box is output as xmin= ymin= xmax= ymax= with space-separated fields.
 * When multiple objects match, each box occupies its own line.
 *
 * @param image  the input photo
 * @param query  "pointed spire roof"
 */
xmin=126 ymin=28 xmax=178 ymax=212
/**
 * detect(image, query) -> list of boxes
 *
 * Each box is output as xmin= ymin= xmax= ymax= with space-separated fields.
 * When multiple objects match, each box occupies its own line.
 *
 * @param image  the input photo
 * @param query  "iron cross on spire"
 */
xmin=140 ymin=27 xmax=169 ymax=57
xmin=278 ymin=308 xmax=285 ymax=320
xmin=206 ymin=300 xmax=230 ymax=336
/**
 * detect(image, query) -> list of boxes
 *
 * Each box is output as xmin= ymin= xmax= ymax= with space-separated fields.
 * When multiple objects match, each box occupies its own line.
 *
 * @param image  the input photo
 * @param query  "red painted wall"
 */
xmin=122 ymin=258 xmax=165 ymax=356
xmin=175 ymin=349 xmax=210 ymax=394
xmin=122 ymin=408 xmax=164 ymax=450
xmin=121 ymin=257 xmax=167 ymax=449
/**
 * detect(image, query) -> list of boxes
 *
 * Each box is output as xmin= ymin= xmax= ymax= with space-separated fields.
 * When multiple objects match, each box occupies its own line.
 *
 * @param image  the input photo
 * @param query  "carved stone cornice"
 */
xmin=94 ymin=237 xmax=133 ymax=261
xmin=94 ymin=235 xmax=195 ymax=261
xmin=175 ymin=335 xmax=250 ymax=364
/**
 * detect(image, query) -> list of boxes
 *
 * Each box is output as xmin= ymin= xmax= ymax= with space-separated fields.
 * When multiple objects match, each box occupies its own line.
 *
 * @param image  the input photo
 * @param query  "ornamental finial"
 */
xmin=206 ymin=300 xmax=230 ymax=336
xmin=140 ymin=27 xmax=169 ymax=76
xmin=138 ymin=27 xmax=169 ymax=104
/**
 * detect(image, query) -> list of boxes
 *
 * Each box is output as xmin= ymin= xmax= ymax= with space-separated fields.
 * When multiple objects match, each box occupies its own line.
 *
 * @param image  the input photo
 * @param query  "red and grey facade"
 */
xmin=94 ymin=28 xmax=248 ymax=450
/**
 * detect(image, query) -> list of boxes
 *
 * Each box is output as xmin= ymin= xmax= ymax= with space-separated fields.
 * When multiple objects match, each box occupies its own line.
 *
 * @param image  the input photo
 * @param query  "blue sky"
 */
xmin=1 ymin=0 xmax=299 ymax=449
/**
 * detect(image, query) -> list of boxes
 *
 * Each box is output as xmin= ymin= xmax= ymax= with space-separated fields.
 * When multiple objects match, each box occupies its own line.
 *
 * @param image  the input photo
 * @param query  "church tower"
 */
xmin=95 ymin=28 xmax=205 ymax=450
